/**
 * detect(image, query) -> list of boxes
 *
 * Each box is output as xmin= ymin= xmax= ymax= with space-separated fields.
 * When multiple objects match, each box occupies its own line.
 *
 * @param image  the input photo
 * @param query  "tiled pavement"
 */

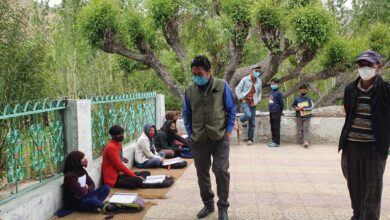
xmin=144 ymin=144 xmax=390 ymax=220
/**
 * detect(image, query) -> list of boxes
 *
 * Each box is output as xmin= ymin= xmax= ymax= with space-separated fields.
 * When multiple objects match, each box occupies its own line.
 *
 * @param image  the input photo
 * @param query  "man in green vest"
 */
xmin=182 ymin=55 xmax=236 ymax=220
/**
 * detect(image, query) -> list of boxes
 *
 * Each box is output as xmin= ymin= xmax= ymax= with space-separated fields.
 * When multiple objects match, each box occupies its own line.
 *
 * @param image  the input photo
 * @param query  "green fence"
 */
xmin=0 ymin=100 xmax=66 ymax=205
xmin=89 ymin=92 xmax=157 ymax=158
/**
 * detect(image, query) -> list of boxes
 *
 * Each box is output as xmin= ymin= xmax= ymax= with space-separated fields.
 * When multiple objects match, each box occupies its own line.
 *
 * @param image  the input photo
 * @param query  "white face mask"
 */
xmin=358 ymin=66 xmax=377 ymax=80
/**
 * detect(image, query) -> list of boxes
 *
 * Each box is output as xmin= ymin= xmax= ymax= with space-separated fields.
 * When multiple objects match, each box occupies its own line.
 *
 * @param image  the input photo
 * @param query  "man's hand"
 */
xmin=123 ymin=157 xmax=129 ymax=163
xmin=242 ymin=99 xmax=246 ymax=103
xmin=84 ymin=184 xmax=89 ymax=190
xmin=137 ymin=176 xmax=145 ymax=181
xmin=225 ymin=132 xmax=232 ymax=141
xmin=160 ymin=157 xmax=165 ymax=162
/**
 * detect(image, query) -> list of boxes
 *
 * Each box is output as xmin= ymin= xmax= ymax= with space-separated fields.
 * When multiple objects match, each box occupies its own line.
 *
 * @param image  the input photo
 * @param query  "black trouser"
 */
xmin=341 ymin=141 xmax=387 ymax=220
xmin=191 ymin=137 xmax=230 ymax=210
xmin=115 ymin=171 xmax=150 ymax=189
xmin=270 ymin=112 xmax=282 ymax=144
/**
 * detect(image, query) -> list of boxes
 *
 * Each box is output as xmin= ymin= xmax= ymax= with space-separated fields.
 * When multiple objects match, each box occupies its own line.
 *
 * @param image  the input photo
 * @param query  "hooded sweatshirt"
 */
xmin=135 ymin=124 xmax=160 ymax=163
xmin=155 ymin=120 xmax=187 ymax=152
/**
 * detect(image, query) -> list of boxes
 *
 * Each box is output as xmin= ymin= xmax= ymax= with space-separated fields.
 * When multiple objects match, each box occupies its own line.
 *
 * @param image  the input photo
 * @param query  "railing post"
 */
xmin=155 ymin=94 xmax=165 ymax=130
xmin=63 ymin=99 xmax=93 ymax=164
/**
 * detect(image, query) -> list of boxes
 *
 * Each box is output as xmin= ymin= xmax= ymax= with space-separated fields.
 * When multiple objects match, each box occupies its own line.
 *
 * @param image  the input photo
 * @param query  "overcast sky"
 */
xmin=47 ymin=0 xmax=353 ymax=9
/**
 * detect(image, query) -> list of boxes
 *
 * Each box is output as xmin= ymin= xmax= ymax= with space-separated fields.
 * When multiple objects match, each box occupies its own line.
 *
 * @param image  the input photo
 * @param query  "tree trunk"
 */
xmin=163 ymin=19 xmax=188 ymax=73
xmin=224 ymin=40 xmax=245 ymax=84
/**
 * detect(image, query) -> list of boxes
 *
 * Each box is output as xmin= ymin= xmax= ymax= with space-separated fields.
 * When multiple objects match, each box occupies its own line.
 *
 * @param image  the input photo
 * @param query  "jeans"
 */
xmin=239 ymin=102 xmax=256 ymax=141
xmin=136 ymin=152 xmax=165 ymax=168
xmin=71 ymin=185 xmax=110 ymax=211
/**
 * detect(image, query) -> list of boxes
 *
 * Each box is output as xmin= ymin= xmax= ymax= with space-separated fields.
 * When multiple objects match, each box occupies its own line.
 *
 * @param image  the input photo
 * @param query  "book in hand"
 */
xmin=109 ymin=193 xmax=138 ymax=204
xmin=162 ymin=157 xmax=183 ymax=166
xmin=143 ymin=175 xmax=166 ymax=184
xmin=78 ymin=175 xmax=86 ymax=187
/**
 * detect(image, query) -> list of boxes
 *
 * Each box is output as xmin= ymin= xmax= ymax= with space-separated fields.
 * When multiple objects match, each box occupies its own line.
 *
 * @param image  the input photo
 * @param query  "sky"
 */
xmin=46 ymin=0 xmax=353 ymax=8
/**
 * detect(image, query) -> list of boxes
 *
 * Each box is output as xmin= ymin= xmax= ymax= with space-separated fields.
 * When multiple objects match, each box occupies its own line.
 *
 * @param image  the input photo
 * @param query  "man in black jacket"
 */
xmin=339 ymin=50 xmax=390 ymax=220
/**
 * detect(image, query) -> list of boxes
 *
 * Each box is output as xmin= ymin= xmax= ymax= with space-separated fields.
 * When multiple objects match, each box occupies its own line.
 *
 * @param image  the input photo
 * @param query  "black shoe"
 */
xmin=218 ymin=209 xmax=228 ymax=220
xmin=351 ymin=216 xmax=359 ymax=220
xmin=197 ymin=205 xmax=215 ymax=219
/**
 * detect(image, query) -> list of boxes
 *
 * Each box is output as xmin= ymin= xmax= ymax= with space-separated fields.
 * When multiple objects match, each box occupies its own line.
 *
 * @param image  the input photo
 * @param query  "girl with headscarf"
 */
xmin=63 ymin=151 xmax=111 ymax=212
xmin=154 ymin=120 xmax=188 ymax=158
xmin=134 ymin=124 xmax=166 ymax=168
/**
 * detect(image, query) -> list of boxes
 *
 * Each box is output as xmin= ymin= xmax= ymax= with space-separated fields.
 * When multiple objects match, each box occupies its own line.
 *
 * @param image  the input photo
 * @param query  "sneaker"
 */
xmin=267 ymin=142 xmax=280 ymax=147
xmin=247 ymin=140 xmax=253 ymax=146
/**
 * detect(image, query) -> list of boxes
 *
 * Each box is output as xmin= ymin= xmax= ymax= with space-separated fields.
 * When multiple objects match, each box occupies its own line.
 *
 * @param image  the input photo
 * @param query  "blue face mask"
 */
xmin=271 ymin=85 xmax=279 ymax=90
xmin=192 ymin=75 xmax=208 ymax=86
xmin=253 ymin=71 xmax=261 ymax=78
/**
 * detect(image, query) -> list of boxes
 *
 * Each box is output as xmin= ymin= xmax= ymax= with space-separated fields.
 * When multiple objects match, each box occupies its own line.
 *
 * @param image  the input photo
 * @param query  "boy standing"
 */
xmin=292 ymin=84 xmax=314 ymax=148
xmin=267 ymin=78 xmax=284 ymax=147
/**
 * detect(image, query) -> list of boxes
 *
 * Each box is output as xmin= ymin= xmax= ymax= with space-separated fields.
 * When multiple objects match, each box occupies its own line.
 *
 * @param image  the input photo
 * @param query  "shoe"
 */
xmin=218 ymin=209 xmax=228 ymax=220
xmin=267 ymin=142 xmax=280 ymax=147
xmin=350 ymin=215 xmax=359 ymax=220
xmin=303 ymin=140 xmax=309 ymax=148
xmin=247 ymin=140 xmax=253 ymax=146
xmin=197 ymin=205 xmax=215 ymax=218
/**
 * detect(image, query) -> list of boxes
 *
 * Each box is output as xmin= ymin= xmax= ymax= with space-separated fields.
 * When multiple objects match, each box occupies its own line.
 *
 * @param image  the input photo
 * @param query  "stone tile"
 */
xmin=143 ymin=144 xmax=390 ymax=219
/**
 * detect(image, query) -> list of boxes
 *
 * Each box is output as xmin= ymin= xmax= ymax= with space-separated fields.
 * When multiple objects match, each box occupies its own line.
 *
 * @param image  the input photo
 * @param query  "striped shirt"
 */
xmin=347 ymin=81 xmax=375 ymax=142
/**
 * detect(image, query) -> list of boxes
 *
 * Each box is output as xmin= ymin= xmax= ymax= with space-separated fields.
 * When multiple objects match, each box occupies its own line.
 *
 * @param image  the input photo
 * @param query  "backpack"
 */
xmin=102 ymin=195 xmax=145 ymax=214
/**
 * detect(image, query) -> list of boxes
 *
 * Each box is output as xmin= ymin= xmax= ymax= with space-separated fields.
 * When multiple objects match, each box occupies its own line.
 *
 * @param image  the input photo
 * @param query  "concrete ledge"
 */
xmin=0 ymin=143 xmax=137 ymax=220
xmin=176 ymin=114 xmax=345 ymax=144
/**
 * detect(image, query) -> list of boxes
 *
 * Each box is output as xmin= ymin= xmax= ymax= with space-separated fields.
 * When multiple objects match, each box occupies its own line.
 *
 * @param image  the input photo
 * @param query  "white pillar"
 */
xmin=155 ymin=94 xmax=166 ymax=130
xmin=63 ymin=99 xmax=93 ymax=164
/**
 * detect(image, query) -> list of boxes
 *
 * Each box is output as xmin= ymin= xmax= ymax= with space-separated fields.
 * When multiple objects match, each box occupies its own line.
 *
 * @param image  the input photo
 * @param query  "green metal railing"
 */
xmin=89 ymin=92 xmax=157 ymax=158
xmin=0 ymin=100 xmax=66 ymax=204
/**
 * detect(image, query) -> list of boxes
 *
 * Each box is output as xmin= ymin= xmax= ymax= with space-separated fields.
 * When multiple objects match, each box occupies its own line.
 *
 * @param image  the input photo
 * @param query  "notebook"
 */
xmin=162 ymin=157 xmax=183 ymax=166
xmin=109 ymin=193 xmax=138 ymax=204
xmin=143 ymin=175 xmax=166 ymax=184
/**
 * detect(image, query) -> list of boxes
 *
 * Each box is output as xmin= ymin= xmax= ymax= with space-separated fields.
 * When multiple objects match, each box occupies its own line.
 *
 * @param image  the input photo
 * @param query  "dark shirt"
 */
xmin=268 ymin=89 xmax=284 ymax=113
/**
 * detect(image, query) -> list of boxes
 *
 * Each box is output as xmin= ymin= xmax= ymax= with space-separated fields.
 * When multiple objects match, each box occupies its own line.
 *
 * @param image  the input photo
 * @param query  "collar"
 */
xmin=357 ymin=76 xmax=378 ymax=93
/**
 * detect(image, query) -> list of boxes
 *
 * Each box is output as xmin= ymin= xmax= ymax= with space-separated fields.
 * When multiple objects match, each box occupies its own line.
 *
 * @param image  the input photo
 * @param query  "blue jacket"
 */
xmin=235 ymin=75 xmax=262 ymax=105
xmin=268 ymin=89 xmax=284 ymax=113
xmin=182 ymin=81 xmax=236 ymax=137
xmin=292 ymin=95 xmax=314 ymax=118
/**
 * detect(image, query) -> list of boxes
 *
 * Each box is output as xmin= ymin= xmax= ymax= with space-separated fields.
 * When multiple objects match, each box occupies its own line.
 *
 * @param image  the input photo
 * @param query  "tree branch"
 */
xmin=162 ymin=19 xmax=188 ymax=72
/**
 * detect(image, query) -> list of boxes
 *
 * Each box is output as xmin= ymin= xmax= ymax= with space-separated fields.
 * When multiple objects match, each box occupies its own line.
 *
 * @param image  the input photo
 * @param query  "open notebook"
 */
xmin=109 ymin=193 xmax=138 ymax=204
xmin=162 ymin=157 xmax=183 ymax=166
xmin=143 ymin=175 xmax=166 ymax=184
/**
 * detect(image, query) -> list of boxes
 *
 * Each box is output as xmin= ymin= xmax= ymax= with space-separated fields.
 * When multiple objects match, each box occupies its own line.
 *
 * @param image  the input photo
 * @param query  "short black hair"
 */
xmin=191 ymin=55 xmax=211 ymax=72
xmin=271 ymin=78 xmax=280 ymax=83
xmin=299 ymin=84 xmax=308 ymax=90
xmin=109 ymin=125 xmax=124 ymax=136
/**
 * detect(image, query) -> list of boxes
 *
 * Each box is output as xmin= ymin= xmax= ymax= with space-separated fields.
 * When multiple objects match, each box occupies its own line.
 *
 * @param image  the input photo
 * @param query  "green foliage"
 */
xmin=78 ymin=0 xmax=121 ymax=48
xmin=253 ymin=2 xmax=282 ymax=31
xmin=290 ymin=5 xmax=334 ymax=51
xmin=221 ymin=0 xmax=251 ymax=47
xmin=146 ymin=0 xmax=181 ymax=28
xmin=286 ymin=0 xmax=319 ymax=9
xmin=368 ymin=24 xmax=390 ymax=58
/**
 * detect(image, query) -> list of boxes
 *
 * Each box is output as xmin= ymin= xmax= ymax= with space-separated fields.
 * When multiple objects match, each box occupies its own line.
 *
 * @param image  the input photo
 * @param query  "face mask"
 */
xmin=192 ymin=75 xmax=208 ymax=86
xmin=148 ymin=130 xmax=155 ymax=138
xmin=253 ymin=71 xmax=261 ymax=78
xmin=300 ymin=93 xmax=307 ymax=96
xmin=270 ymin=85 xmax=278 ymax=90
xmin=114 ymin=134 xmax=124 ymax=142
xmin=358 ymin=66 xmax=376 ymax=80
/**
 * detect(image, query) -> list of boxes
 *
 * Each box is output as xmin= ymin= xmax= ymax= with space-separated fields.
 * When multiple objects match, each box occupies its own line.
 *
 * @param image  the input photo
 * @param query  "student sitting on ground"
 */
xmin=102 ymin=125 xmax=150 ymax=189
xmin=154 ymin=120 xmax=189 ymax=158
xmin=135 ymin=124 xmax=166 ymax=168
xmin=63 ymin=151 xmax=114 ymax=212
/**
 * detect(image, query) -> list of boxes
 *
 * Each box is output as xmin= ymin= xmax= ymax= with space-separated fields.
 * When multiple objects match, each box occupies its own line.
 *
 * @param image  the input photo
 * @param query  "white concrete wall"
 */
xmin=0 ymin=95 xmax=165 ymax=220
xmin=176 ymin=112 xmax=345 ymax=144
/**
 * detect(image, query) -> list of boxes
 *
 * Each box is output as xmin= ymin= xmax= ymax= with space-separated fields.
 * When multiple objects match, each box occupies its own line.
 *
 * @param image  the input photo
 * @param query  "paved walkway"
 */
xmin=143 ymin=144 xmax=390 ymax=220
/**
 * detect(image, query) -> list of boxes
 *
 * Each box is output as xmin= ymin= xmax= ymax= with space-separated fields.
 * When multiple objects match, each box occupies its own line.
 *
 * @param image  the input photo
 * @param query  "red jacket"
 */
xmin=102 ymin=140 xmax=136 ymax=187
